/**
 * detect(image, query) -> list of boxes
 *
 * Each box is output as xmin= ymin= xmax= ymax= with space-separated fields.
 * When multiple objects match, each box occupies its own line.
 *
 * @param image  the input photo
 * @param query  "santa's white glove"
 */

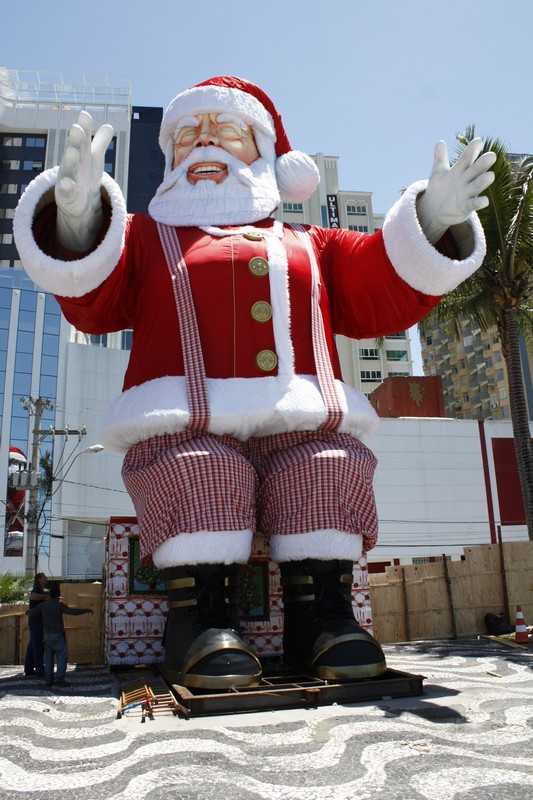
xmin=416 ymin=137 xmax=496 ymax=244
xmin=55 ymin=111 xmax=114 ymax=252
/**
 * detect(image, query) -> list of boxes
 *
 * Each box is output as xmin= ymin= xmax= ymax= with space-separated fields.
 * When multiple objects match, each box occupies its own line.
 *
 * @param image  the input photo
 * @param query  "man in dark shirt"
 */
xmin=27 ymin=584 xmax=93 ymax=687
xmin=24 ymin=572 xmax=48 ymax=677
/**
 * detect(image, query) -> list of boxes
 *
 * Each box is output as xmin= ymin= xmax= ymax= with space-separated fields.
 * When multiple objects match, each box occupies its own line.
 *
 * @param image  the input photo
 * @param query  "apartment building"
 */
xmin=420 ymin=314 xmax=533 ymax=421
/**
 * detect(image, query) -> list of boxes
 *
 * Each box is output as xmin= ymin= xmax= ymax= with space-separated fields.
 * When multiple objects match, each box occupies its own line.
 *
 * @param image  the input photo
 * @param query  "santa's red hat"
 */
xmin=159 ymin=76 xmax=319 ymax=203
xmin=9 ymin=446 xmax=27 ymax=464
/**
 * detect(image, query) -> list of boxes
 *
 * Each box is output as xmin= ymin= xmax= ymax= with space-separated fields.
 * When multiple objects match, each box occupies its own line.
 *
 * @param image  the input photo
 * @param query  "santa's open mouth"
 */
xmin=187 ymin=162 xmax=229 ymax=185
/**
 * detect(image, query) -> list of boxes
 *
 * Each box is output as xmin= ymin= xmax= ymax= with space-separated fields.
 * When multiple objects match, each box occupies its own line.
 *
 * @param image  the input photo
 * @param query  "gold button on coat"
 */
xmin=243 ymin=231 xmax=263 ymax=241
xmin=251 ymin=301 xmax=272 ymax=323
xmin=248 ymin=257 xmax=269 ymax=277
xmin=256 ymin=349 xmax=278 ymax=372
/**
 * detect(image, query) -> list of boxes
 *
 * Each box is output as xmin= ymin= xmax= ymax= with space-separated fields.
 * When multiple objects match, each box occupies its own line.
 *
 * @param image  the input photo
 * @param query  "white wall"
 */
xmin=368 ymin=417 xmax=530 ymax=563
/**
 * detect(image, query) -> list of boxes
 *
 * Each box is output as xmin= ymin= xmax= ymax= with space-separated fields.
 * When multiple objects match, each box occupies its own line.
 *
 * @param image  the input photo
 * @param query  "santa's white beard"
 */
xmin=148 ymin=147 xmax=281 ymax=227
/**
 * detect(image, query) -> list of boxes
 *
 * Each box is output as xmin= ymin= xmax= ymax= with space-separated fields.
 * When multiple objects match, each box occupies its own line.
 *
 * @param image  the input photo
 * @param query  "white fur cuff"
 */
xmin=270 ymin=530 xmax=363 ymax=563
xmin=152 ymin=529 xmax=253 ymax=567
xmin=382 ymin=179 xmax=486 ymax=296
xmin=13 ymin=168 xmax=127 ymax=298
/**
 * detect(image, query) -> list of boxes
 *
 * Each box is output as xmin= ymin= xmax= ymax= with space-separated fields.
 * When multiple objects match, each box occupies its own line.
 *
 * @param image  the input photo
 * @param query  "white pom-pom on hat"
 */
xmin=160 ymin=76 xmax=319 ymax=202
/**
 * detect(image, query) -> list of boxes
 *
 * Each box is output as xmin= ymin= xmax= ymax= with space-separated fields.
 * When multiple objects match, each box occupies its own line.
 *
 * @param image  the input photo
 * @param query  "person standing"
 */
xmin=24 ymin=572 xmax=48 ymax=677
xmin=27 ymin=584 xmax=93 ymax=687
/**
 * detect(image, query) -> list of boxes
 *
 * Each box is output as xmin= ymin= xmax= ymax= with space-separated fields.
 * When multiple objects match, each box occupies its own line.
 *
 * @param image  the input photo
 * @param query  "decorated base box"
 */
xmin=105 ymin=517 xmax=373 ymax=666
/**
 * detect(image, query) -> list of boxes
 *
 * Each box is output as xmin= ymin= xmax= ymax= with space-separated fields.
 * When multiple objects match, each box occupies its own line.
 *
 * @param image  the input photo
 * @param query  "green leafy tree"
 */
xmin=422 ymin=127 xmax=533 ymax=539
xmin=0 ymin=572 xmax=31 ymax=603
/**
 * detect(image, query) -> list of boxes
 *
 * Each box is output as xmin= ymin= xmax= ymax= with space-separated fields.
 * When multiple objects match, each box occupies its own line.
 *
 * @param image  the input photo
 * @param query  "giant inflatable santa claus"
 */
xmin=14 ymin=76 xmax=495 ymax=689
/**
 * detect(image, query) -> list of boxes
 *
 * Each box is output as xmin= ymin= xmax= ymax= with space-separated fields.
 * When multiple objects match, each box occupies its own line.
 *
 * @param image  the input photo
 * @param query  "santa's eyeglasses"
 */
xmin=173 ymin=120 xmax=253 ymax=147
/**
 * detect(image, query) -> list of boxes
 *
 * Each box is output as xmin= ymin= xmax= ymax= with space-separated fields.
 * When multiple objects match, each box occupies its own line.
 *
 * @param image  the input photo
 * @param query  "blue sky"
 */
xmin=3 ymin=0 xmax=533 ymax=371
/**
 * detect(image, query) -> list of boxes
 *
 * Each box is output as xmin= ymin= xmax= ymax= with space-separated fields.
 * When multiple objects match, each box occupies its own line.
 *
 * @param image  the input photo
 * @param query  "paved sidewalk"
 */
xmin=0 ymin=638 xmax=532 ymax=799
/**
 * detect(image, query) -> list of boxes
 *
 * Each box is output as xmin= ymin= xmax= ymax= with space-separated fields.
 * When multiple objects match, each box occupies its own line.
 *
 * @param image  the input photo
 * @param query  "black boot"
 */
xmin=280 ymin=559 xmax=386 ymax=681
xmin=161 ymin=563 xmax=262 ymax=690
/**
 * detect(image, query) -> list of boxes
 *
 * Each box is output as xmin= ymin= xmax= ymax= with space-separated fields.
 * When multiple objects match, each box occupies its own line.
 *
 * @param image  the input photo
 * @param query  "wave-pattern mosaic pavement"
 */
xmin=0 ymin=639 xmax=532 ymax=799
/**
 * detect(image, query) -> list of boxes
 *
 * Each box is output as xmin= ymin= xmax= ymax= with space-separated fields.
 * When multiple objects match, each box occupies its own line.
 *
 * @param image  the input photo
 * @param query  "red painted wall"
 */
xmin=370 ymin=376 xmax=446 ymax=418
xmin=492 ymin=438 xmax=531 ymax=525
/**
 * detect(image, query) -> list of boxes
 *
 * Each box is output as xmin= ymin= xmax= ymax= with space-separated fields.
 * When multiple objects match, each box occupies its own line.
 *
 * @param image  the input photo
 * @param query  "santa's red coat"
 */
xmin=13 ymin=170 xmax=486 ymax=455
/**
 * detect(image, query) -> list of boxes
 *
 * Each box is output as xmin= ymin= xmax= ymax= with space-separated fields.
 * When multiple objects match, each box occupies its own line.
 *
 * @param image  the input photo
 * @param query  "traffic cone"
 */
xmin=514 ymin=605 xmax=530 ymax=643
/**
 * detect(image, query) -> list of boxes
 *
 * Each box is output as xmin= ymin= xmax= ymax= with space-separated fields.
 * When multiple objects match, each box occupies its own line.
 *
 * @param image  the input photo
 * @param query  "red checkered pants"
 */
xmin=122 ymin=430 xmax=378 ymax=562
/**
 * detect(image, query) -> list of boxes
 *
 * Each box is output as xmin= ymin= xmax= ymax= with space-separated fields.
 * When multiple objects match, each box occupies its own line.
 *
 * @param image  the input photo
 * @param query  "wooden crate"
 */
xmin=0 ymin=605 xmax=25 ymax=664
xmin=60 ymin=583 xmax=104 ymax=665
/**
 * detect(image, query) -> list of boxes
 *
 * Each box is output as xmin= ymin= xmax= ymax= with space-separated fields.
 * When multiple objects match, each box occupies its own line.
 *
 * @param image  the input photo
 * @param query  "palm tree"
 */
xmin=422 ymin=127 xmax=533 ymax=540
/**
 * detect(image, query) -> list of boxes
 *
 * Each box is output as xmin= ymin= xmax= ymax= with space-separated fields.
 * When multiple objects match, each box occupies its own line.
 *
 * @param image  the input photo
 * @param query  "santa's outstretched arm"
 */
xmin=55 ymin=111 xmax=114 ymax=252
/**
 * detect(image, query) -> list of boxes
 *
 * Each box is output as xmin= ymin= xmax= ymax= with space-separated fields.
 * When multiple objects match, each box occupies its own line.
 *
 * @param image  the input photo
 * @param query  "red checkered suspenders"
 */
xmin=157 ymin=222 xmax=211 ymax=434
xmin=290 ymin=224 xmax=344 ymax=432
xmin=157 ymin=222 xmax=344 ymax=434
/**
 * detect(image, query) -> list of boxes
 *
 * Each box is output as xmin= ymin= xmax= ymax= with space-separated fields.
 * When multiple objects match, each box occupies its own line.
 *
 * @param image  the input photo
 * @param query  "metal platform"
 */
xmin=164 ymin=668 xmax=426 ymax=719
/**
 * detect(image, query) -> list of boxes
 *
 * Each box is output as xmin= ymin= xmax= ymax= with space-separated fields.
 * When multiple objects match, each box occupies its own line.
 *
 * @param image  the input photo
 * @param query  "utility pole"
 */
xmin=20 ymin=396 xmax=86 ymax=575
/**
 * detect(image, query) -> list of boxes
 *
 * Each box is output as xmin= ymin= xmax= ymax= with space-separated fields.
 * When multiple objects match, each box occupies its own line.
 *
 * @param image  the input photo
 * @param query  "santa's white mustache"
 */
xmin=173 ymin=146 xmax=256 ymax=187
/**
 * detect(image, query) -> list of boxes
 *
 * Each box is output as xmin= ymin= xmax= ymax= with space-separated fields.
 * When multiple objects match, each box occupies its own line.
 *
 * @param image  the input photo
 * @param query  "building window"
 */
xmin=1 ymin=160 xmax=20 ymax=170
xmin=0 ymin=234 xmax=13 ymax=245
xmin=388 ymin=371 xmax=409 ymax=377
xmin=494 ymin=351 xmax=502 ymax=363
xmin=426 ymin=336 xmax=432 ymax=345
xmin=25 ymin=137 xmax=46 ymax=148
xmin=386 ymin=350 xmax=408 ymax=362
xmin=282 ymin=202 xmax=303 ymax=213
xmin=2 ymin=136 xmax=22 ymax=147
xmin=121 ymin=329 xmax=133 ymax=350
xmin=22 ymin=160 xmax=43 ymax=171
xmin=0 ymin=209 xmax=15 ymax=219
xmin=346 ymin=204 xmax=367 ymax=215
xmin=499 ymin=388 xmax=507 ymax=400
xmin=348 ymin=224 xmax=368 ymax=232
xmin=359 ymin=348 xmax=379 ymax=359
xmin=361 ymin=370 xmax=382 ymax=382
xmin=0 ymin=184 xmax=18 ymax=194
xmin=89 ymin=333 xmax=108 ymax=347
xmin=496 ymin=369 xmax=504 ymax=381
xmin=386 ymin=331 xmax=406 ymax=339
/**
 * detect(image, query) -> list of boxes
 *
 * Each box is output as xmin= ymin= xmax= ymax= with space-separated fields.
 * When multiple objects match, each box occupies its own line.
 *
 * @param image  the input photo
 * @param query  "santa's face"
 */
xmin=149 ymin=109 xmax=279 ymax=227
xmin=173 ymin=113 xmax=260 ymax=181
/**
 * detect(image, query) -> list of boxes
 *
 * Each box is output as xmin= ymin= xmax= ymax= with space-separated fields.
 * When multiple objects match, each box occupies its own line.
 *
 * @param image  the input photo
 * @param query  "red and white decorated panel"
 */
xmin=105 ymin=517 xmax=373 ymax=665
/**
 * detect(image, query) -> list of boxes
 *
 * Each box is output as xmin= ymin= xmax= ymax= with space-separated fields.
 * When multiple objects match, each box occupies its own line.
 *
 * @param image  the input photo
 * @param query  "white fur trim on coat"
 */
xmin=382 ymin=180 xmax=486 ymax=296
xmin=13 ymin=167 xmax=127 ymax=298
xmin=99 ymin=374 xmax=380 ymax=454
xmin=270 ymin=530 xmax=363 ymax=562
xmin=152 ymin=530 xmax=253 ymax=568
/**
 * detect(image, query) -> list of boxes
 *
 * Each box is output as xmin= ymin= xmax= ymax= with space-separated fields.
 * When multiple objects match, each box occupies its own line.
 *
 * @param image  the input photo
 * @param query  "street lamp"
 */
xmin=51 ymin=444 xmax=105 ymax=492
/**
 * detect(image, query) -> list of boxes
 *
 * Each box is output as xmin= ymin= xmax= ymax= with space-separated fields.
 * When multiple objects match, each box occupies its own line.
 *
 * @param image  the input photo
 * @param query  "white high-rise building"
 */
xmin=0 ymin=69 xmax=133 ymax=576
